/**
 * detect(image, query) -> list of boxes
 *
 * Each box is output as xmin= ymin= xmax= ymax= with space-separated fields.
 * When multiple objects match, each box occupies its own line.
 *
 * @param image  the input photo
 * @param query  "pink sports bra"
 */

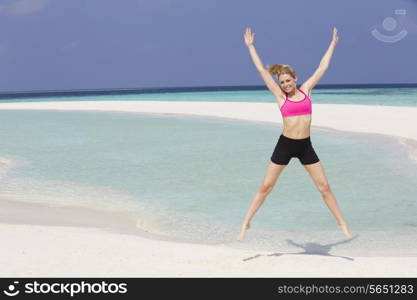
xmin=280 ymin=88 xmax=312 ymax=118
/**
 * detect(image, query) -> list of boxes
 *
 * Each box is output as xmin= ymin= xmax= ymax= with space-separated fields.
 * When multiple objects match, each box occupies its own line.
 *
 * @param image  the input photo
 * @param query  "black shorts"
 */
xmin=270 ymin=134 xmax=320 ymax=165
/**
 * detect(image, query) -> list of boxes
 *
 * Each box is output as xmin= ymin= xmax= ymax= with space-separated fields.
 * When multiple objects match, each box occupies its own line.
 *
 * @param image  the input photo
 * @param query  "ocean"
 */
xmin=0 ymin=85 xmax=416 ymax=257
xmin=1 ymin=84 xmax=417 ymax=107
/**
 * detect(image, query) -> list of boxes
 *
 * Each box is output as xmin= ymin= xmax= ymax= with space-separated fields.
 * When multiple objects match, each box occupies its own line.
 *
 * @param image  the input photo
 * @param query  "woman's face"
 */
xmin=278 ymin=73 xmax=297 ymax=94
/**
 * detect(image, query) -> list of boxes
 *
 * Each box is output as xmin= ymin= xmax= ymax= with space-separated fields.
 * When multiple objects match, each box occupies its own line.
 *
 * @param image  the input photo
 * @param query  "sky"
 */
xmin=0 ymin=0 xmax=416 ymax=92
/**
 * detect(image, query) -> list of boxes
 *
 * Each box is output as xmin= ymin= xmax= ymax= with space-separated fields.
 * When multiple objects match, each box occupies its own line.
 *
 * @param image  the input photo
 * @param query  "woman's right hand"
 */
xmin=244 ymin=27 xmax=255 ymax=47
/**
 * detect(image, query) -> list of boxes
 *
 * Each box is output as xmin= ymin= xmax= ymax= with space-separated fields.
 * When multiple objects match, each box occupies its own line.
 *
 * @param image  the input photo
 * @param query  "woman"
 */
xmin=237 ymin=27 xmax=352 ymax=241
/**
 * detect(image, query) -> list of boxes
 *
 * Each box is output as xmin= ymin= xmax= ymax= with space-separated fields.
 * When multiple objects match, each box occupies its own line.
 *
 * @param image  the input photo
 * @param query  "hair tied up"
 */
xmin=266 ymin=64 xmax=296 ymax=79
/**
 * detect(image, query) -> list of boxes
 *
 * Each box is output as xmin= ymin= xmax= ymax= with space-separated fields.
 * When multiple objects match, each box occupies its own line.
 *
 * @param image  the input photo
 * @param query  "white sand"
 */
xmin=1 ymin=100 xmax=417 ymax=277
xmin=1 ymin=101 xmax=417 ymax=141
xmin=2 ymin=223 xmax=417 ymax=277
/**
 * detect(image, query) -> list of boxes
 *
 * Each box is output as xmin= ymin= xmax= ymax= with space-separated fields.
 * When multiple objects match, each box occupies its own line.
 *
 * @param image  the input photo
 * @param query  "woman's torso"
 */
xmin=276 ymin=87 xmax=312 ymax=139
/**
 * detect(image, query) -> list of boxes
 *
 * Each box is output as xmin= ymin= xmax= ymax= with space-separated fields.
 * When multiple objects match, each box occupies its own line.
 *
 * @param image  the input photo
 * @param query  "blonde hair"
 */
xmin=266 ymin=64 xmax=297 ymax=80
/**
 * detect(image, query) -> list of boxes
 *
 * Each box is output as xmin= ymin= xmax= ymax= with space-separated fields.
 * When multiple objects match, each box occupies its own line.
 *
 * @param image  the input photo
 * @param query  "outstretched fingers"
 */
xmin=332 ymin=27 xmax=339 ymax=43
xmin=244 ymin=27 xmax=255 ymax=45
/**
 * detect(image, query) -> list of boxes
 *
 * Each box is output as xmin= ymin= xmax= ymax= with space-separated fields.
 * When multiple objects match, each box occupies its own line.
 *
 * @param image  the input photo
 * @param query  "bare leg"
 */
xmin=324 ymin=191 xmax=352 ymax=238
xmin=303 ymin=161 xmax=352 ymax=238
xmin=237 ymin=161 xmax=287 ymax=241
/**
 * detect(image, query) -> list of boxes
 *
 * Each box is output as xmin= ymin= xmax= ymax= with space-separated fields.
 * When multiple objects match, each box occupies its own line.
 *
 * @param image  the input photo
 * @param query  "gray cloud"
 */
xmin=399 ymin=15 xmax=417 ymax=33
xmin=0 ymin=45 xmax=7 ymax=56
xmin=0 ymin=0 xmax=48 ymax=15
xmin=61 ymin=40 xmax=81 ymax=53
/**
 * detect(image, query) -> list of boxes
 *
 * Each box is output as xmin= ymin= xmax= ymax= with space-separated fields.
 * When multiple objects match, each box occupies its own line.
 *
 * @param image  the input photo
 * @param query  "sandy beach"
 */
xmin=1 ymin=100 xmax=417 ymax=277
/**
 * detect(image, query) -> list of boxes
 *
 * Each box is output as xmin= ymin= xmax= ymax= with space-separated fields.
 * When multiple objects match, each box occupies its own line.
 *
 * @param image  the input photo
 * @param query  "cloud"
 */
xmin=399 ymin=14 xmax=417 ymax=33
xmin=61 ymin=40 xmax=80 ymax=53
xmin=0 ymin=0 xmax=48 ymax=15
xmin=135 ymin=0 xmax=172 ymax=9
xmin=0 ymin=45 xmax=7 ymax=56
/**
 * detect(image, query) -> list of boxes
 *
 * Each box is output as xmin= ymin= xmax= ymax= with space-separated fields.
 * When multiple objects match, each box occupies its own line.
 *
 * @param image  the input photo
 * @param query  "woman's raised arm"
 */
xmin=244 ymin=27 xmax=283 ymax=98
xmin=302 ymin=27 xmax=339 ymax=93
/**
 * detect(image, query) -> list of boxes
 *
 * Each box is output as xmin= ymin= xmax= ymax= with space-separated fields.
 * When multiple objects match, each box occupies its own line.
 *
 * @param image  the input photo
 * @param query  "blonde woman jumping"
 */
xmin=237 ymin=27 xmax=352 ymax=241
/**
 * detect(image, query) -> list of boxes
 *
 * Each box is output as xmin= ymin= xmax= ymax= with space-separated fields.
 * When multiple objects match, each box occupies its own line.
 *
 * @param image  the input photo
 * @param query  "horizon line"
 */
xmin=0 ymin=83 xmax=416 ymax=99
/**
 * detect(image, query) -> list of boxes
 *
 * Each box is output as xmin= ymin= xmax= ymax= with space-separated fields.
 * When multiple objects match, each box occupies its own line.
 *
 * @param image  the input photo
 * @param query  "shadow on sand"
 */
xmin=243 ymin=234 xmax=359 ymax=262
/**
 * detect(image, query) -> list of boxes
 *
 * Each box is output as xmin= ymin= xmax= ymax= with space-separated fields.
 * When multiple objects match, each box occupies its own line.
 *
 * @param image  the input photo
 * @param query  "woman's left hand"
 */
xmin=332 ymin=27 xmax=339 ymax=44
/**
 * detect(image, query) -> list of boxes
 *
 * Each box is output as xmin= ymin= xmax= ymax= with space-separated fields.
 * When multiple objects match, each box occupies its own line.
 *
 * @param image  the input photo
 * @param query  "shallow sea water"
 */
xmin=0 ymin=109 xmax=416 ymax=257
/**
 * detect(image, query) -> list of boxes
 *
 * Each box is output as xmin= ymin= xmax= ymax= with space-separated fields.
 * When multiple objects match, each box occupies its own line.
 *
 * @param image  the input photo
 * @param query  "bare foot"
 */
xmin=338 ymin=223 xmax=352 ymax=238
xmin=237 ymin=223 xmax=250 ymax=241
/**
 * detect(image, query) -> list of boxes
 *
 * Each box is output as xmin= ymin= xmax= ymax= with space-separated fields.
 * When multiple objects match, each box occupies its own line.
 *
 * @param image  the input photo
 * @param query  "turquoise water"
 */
xmin=1 ymin=87 xmax=417 ymax=107
xmin=0 ymin=109 xmax=416 ymax=256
